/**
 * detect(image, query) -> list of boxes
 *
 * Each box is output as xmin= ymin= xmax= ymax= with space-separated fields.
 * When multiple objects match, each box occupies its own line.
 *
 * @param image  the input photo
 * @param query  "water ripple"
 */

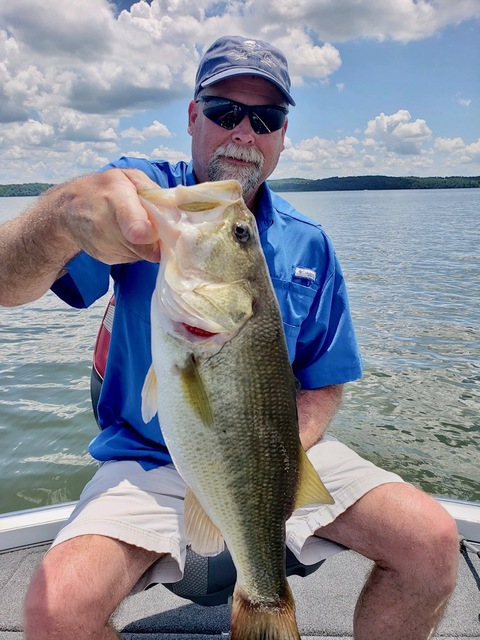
xmin=1 ymin=191 xmax=479 ymax=511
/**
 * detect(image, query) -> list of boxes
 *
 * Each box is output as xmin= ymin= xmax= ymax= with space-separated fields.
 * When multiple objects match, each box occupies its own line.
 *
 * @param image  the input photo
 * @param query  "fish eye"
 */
xmin=233 ymin=222 xmax=251 ymax=244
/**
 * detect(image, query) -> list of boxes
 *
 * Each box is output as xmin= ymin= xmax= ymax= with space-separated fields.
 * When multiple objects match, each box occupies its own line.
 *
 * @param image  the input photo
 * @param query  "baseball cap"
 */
xmin=194 ymin=35 xmax=295 ymax=106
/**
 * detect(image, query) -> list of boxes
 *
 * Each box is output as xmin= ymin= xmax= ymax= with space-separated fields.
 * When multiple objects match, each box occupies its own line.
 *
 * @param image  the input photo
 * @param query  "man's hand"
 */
xmin=0 ymin=168 xmax=162 ymax=306
xmin=58 ymin=168 xmax=162 ymax=264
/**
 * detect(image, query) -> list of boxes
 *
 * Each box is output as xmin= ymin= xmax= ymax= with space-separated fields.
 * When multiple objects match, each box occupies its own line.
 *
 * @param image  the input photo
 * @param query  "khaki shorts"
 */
xmin=51 ymin=434 xmax=403 ymax=592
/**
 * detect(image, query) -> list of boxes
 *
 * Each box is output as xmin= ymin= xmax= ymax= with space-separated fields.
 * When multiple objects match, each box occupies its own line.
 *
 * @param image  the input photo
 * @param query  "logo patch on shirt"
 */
xmin=294 ymin=266 xmax=317 ymax=281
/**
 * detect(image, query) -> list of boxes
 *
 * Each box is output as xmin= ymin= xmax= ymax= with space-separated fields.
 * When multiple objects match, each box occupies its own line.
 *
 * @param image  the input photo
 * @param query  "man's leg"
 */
xmin=24 ymin=534 xmax=161 ymax=640
xmin=318 ymin=483 xmax=459 ymax=640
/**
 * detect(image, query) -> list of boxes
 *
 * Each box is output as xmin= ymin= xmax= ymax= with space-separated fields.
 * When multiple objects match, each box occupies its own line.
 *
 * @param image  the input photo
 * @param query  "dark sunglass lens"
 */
xmin=250 ymin=108 xmax=285 ymax=134
xmin=203 ymin=104 xmax=243 ymax=130
xmin=201 ymin=97 xmax=287 ymax=134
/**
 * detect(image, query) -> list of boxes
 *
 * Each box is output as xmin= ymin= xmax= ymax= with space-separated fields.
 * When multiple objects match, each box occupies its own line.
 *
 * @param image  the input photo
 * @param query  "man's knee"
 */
xmin=24 ymin=567 xmax=64 ymax=638
xmin=24 ymin=540 xmax=116 ymax=638
xmin=346 ymin=484 xmax=459 ymax=596
xmin=418 ymin=508 xmax=459 ymax=594
xmin=382 ymin=499 xmax=459 ymax=598
xmin=24 ymin=567 xmax=112 ymax=639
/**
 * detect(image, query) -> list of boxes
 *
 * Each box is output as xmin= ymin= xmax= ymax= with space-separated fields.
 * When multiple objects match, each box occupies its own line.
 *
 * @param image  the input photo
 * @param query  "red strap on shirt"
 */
xmin=93 ymin=295 xmax=115 ymax=381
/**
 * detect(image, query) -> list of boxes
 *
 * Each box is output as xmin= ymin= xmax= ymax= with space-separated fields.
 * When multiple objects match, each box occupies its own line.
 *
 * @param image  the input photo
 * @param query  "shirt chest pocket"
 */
xmin=270 ymin=277 xmax=317 ymax=364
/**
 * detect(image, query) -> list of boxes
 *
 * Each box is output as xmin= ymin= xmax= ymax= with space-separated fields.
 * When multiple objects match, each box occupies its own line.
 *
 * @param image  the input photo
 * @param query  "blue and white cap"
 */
xmin=194 ymin=35 xmax=295 ymax=106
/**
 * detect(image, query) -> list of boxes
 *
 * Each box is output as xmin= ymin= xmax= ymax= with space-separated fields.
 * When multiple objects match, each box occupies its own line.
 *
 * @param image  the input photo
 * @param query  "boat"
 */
xmin=0 ymin=497 xmax=479 ymax=638
xmin=2 ymin=301 xmax=479 ymax=638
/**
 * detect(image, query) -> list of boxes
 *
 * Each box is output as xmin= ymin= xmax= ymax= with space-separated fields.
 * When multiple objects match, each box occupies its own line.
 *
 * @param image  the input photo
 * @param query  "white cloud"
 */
xmin=5 ymin=119 xmax=55 ymax=146
xmin=0 ymin=0 xmax=114 ymax=61
xmin=434 ymin=136 xmax=480 ymax=166
xmin=459 ymin=139 xmax=480 ymax=163
xmin=274 ymin=111 xmax=480 ymax=179
xmin=272 ymin=31 xmax=342 ymax=84
xmin=364 ymin=110 xmax=432 ymax=155
xmin=0 ymin=0 xmax=479 ymax=182
xmin=434 ymin=137 xmax=465 ymax=153
xmin=149 ymin=144 xmax=190 ymax=163
xmin=1 ymin=0 xmax=197 ymax=122
xmin=279 ymin=134 xmax=364 ymax=176
xmin=2 ymin=0 xmax=477 ymax=125
xmin=42 ymin=108 xmax=120 ymax=143
xmin=0 ymin=140 xmax=118 ymax=183
xmin=121 ymin=120 xmax=173 ymax=142
xmin=119 ymin=144 xmax=190 ymax=164
xmin=243 ymin=0 xmax=480 ymax=42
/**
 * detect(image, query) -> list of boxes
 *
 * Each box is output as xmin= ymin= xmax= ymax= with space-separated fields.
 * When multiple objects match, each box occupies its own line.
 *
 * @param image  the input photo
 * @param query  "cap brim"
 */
xmin=200 ymin=68 xmax=296 ymax=106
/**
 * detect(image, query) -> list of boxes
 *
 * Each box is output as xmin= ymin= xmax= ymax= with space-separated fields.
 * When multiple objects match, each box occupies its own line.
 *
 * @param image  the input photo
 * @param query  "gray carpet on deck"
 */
xmin=0 ymin=544 xmax=478 ymax=638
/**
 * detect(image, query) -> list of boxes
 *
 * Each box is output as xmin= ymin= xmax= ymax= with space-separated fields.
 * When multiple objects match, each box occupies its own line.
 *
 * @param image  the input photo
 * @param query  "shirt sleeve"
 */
xmin=292 ymin=250 xmax=363 ymax=389
xmin=51 ymin=252 xmax=111 ymax=308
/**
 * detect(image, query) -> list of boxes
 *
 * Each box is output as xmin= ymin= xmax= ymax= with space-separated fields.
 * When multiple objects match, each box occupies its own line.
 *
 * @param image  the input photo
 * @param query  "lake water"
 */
xmin=0 ymin=189 xmax=479 ymax=514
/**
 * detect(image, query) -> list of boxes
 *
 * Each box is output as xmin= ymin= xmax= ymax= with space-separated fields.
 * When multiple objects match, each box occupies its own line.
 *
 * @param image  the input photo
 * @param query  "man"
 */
xmin=0 ymin=36 xmax=458 ymax=640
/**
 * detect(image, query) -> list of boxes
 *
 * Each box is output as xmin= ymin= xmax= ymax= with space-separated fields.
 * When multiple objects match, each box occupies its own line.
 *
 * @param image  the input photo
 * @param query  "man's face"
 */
xmin=188 ymin=76 xmax=288 ymax=210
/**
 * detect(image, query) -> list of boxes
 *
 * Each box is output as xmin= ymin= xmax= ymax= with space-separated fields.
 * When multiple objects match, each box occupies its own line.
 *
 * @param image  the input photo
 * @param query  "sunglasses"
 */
xmin=196 ymin=96 xmax=288 ymax=135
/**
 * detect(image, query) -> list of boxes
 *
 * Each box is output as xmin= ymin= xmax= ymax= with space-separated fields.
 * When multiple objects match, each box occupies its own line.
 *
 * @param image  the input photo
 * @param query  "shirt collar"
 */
xmin=186 ymin=160 xmax=197 ymax=185
xmin=254 ymin=182 xmax=275 ymax=234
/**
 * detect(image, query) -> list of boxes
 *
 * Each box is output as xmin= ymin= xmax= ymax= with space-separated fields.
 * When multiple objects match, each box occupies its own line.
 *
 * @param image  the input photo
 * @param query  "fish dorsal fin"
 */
xmin=295 ymin=447 xmax=334 ymax=508
xmin=178 ymin=355 xmax=214 ymax=428
xmin=184 ymin=487 xmax=225 ymax=556
xmin=141 ymin=363 xmax=158 ymax=423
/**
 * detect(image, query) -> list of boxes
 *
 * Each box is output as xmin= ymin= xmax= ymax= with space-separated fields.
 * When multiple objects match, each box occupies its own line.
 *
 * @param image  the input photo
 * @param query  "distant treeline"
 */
xmin=0 ymin=183 xmax=54 ymax=197
xmin=1 ymin=175 xmax=479 ymax=197
xmin=268 ymin=175 xmax=480 ymax=192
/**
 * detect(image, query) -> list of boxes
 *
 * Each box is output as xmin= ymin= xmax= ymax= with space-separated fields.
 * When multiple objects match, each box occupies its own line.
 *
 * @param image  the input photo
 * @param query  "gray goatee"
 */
xmin=207 ymin=144 xmax=264 ymax=200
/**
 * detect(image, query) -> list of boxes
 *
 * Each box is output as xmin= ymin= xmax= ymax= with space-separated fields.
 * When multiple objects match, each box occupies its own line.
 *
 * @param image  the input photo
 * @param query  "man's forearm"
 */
xmin=297 ymin=384 xmax=344 ymax=450
xmin=0 ymin=188 xmax=79 ymax=307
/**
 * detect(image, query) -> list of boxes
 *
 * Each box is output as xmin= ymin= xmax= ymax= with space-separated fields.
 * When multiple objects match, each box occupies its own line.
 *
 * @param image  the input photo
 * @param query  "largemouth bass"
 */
xmin=140 ymin=180 xmax=333 ymax=640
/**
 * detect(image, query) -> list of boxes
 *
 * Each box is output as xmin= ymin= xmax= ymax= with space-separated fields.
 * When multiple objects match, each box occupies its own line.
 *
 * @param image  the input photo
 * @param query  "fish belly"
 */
xmin=152 ymin=308 xmax=299 ymax=601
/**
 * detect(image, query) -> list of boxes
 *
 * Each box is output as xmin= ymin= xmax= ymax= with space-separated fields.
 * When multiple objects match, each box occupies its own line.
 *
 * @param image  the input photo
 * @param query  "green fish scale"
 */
xmin=187 ymin=292 xmax=299 ymax=601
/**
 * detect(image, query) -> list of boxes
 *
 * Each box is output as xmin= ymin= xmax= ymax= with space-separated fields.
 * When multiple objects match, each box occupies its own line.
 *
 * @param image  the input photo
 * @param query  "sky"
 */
xmin=0 ymin=0 xmax=479 ymax=184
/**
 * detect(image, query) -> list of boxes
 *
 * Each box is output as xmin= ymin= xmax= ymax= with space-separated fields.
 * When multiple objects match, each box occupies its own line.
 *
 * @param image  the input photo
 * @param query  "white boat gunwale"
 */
xmin=1 ymin=497 xmax=479 ymax=554
xmin=0 ymin=497 xmax=479 ymax=640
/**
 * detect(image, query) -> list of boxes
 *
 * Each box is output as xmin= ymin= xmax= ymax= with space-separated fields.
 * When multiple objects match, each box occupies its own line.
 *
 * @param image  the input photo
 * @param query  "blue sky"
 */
xmin=0 ymin=0 xmax=479 ymax=183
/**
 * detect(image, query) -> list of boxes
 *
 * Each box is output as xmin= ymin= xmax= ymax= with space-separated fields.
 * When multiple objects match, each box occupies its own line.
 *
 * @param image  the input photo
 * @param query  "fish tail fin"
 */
xmin=230 ymin=583 xmax=300 ymax=640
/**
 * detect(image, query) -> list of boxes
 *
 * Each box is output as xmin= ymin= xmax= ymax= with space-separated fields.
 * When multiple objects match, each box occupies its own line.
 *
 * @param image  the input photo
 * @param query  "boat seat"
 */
xmin=90 ymin=295 xmax=325 ymax=606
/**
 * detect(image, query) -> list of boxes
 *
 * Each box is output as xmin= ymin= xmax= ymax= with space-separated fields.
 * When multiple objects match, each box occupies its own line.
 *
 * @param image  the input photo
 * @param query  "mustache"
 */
xmin=212 ymin=143 xmax=264 ymax=168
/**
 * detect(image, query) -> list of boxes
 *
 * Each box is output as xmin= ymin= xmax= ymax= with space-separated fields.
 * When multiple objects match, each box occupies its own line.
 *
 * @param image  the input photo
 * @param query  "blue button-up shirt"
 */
xmin=52 ymin=158 xmax=362 ymax=468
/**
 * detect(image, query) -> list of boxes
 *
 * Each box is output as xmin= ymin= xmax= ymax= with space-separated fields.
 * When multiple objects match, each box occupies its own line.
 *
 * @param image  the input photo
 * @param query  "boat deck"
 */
xmin=1 ymin=540 xmax=479 ymax=639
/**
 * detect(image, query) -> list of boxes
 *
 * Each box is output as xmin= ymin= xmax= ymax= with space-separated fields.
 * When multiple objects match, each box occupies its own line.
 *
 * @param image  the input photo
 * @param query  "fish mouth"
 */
xmin=182 ymin=323 xmax=218 ymax=338
xmin=169 ymin=320 xmax=226 ymax=346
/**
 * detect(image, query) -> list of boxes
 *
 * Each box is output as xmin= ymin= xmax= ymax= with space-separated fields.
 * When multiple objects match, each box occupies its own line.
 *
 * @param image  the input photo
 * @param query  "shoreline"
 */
xmin=1 ymin=175 xmax=479 ymax=197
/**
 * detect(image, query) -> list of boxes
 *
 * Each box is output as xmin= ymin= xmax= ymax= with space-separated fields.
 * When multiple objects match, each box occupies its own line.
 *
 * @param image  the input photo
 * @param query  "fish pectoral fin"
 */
xmin=141 ymin=364 xmax=158 ymax=424
xmin=179 ymin=355 xmax=214 ymax=428
xmin=184 ymin=487 xmax=225 ymax=556
xmin=295 ymin=448 xmax=335 ymax=508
